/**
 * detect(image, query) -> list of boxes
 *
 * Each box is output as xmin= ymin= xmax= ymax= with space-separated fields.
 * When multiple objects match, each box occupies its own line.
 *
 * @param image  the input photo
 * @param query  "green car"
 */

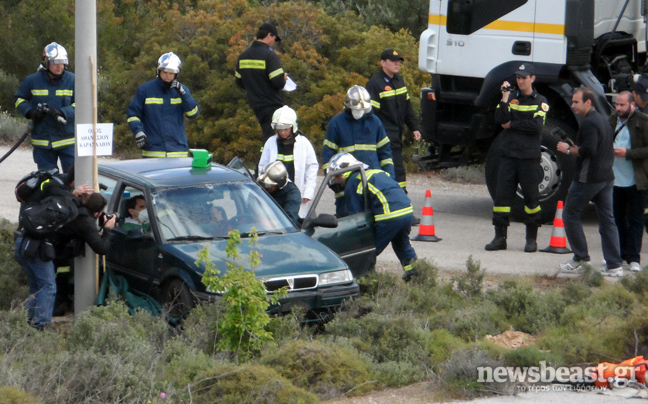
xmin=98 ymin=154 xmax=371 ymax=318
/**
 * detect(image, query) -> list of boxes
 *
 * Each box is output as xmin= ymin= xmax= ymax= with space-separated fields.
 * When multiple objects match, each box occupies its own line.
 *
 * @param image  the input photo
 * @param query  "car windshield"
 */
xmin=151 ymin=182 xmax=296 ymax=240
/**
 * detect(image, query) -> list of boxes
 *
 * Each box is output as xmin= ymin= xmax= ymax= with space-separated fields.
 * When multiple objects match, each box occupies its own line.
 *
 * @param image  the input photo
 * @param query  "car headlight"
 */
xmin=319 ymin=270 xmax=353 ymax=286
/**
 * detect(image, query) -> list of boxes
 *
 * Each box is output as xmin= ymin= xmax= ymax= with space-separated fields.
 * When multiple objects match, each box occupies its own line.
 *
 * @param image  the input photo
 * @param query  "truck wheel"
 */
xmin=163 ymin=279 xmax=194 ymax=320
xmin=485 ymin=121 xmax=576 ymax=223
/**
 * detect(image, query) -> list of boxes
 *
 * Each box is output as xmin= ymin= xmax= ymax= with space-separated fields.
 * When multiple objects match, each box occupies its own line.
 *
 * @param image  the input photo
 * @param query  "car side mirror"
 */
xmin=310 ymin=213 xmax=338 ymax=228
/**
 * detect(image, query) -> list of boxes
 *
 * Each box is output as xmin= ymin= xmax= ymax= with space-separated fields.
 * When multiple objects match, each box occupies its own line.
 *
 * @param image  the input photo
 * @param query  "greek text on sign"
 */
xmin=77 ymin=123 xmax=114 ymax=156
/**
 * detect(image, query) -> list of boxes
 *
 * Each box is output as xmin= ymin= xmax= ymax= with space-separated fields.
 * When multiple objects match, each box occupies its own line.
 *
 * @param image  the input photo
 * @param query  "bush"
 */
xmin=261 ymin=339 xmax=372 ymax=399
xmin=429 ymin=300 xmax=508 ymax=342
xmin=452 ymin=256 xmax=486 ymax=298
xmin=0 ymin=219 xmax=27 ymax=311
xmin=0 ymin=386 xmax=39 ymax=404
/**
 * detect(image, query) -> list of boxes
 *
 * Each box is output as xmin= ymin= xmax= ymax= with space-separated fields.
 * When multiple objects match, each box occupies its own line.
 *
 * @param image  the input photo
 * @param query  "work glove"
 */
xmin=170 ymin=80 xmax=186 ymax=95
xmin=47 ymin=107 xmax=67 ymax=124
xmin=26 ymin=108 xmax=45 ymax=123
xmin=135 ymin=132 xmax=148 ymax=149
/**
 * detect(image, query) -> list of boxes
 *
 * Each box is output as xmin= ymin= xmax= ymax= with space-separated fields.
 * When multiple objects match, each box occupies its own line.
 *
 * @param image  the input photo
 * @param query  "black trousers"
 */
xmin=386 ymin=131 xmax=406 ymax=189
xmin=492 ymin=157 xmax=542 ymax=227
xmin=254 ymin=105 xmax=282 ymax=145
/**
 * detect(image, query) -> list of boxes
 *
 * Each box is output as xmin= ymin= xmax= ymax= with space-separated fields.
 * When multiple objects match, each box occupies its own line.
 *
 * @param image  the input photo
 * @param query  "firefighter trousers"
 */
xmin=492 ymin=157 xmax=541 ymax=227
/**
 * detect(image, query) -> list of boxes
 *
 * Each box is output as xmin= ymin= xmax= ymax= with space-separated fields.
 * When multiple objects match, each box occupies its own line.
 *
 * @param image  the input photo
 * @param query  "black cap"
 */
xmin=634 ymin=76 xmax=648 ymax=101
xmin=380 ymin=49 xmax=404 ymax=62
xmin=514 ymin=62 xmax=535 ymax=77
xmin=258 ymin=22 xmax=281 ymax=42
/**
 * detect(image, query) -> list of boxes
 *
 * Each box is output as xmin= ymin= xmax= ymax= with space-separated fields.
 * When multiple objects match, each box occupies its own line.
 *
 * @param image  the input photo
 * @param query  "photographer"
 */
xmin=56 ymin=192 xmax=115 ymax=260
xmin=485 ymin=62 xmax=549 ymax=253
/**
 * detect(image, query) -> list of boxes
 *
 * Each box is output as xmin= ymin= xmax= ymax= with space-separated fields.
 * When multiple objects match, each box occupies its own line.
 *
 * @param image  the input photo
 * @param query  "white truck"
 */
xmin=418 ymin=0 xmax=646 ymax=221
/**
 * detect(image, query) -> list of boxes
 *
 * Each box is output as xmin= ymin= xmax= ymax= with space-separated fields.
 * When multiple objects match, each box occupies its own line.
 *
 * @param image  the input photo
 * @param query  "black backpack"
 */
xmin=15 ymin=168 xmax=64 ymax=204
xmin=20 ymin=194 xmax=79 ymax=239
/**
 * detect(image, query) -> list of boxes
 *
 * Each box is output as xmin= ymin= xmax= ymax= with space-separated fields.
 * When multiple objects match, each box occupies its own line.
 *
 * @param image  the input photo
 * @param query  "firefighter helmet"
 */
xmin=43 ymin=42 xmax=68 ymax=68
xmin=258 ymin=161 xmax=288 ymax=189
xmin=326 ymin=152 xmax=363 ymax=173
xmin=271 ymin=106 xmax=298 ymax=132
xmin=344 ymin=85 xmax=372 ymax=119
xmin=157 ymin=52 xmax=182 ymax=75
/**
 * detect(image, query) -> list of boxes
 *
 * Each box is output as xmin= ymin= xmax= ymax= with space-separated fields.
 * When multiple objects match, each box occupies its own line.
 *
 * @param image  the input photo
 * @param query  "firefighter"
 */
xmin=485 ymin=63 xmax=548 ymax=252
xmin=258 ymin=161 xmax=301 ymax=224
xmin=327 ymin=152 xmax=418 ymax=281
xmin=322 ymin=85 xmax=395 ymax=177
xmin=127 ymin=52 xmax=200 ymax=158
xmin=235 ymin=22 xmax=286 ymax=145
xmin=366 ymin=49 xmax=421 ymax=192
xmin=15 ymin=42 xmax=76 ymax=173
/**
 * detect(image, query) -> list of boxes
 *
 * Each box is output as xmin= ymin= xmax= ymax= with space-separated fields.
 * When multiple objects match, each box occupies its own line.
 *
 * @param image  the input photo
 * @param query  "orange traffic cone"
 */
xmin=413 ymin=190 xmax=441 ymax=242
xmin=540 ymin=200 xmax=571 ymax=254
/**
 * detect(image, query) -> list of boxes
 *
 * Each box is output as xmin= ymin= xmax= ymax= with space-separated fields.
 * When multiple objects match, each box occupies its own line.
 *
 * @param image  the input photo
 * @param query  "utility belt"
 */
xmin=15 ymin=228 xmax=55 ymax=262
xmin=31 ymin=137 xmax=75 ymax=149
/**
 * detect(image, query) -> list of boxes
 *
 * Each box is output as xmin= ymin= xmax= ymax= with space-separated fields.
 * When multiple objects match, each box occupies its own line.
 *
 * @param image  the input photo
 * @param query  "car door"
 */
xmin=301 ymin=165 xmax=376 ymax=278
xmin=99 ymin=176 xmax=160 ymax=296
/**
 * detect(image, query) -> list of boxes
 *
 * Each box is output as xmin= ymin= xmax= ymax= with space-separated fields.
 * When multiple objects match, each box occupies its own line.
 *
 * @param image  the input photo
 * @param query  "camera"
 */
xmin=501 ymin=86 xmax=516 ymax=93
xmin=98 ymin=212 xmax=119 ymax=228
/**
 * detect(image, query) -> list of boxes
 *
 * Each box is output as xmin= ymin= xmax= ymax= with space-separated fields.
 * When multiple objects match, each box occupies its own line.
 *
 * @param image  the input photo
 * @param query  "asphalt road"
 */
xmin=2 ymin=145 xmax=645 ymax=278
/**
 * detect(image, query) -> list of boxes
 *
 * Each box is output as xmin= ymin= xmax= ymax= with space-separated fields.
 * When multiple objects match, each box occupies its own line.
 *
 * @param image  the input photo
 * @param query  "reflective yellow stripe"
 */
xmin=167 ymin=151 xmax=189 ymax=158
xmin=268 ymin=68 xmax=284 ymax=79
xmin=277 ymin=154 xmax=295 ymax=162
xmin=322 ymin=162 xmax=329 ymax=170
xmin=185 ymin=106 xmax=199 ymax=117
xmin=40 ymin=179 xmax=51 ymax=191
xmin=31 ymin=139 xmax=49 ymax=147
xmin=15 ymin=98 xmax=27 ymax=108
xmin=170 ymin=98 xmax=182 ymax=105
xmin=235 ymin=71 xmax=241 ymax=78
xmin=403 ymin=261 xmax=416 ymax=271
xmin=379 ymin=87 xmax=408 ymax=99
xmin=380 ymin=158 xmax=394 ymax=167
xmin=323 ymin=139 xmax=338 ymax=150
xmin=377 ymin=137 xmax=390 ymax=148
xmin=56 ymin=89 xmax=73 ymax=96
xmin=525 ymin=205 xmax=541 ymax=214
xmin=493 ymin=206 xmax=511 ymax=213
xmin=427 ymin=14 xmax=564 ymax=35
xmin=127 ymin=116 xmax=141 ymax=123
xmin=145 ymin=98 xmax=163 ymax=104
xmin=52 ymin=138 xmax=75 ymax=148
xmin=335 ymin=191 xmax=344 ymax=198
xmin=239 ymin=60 xmax=266 ymax=69
xmin=142 ymin=150 xmax=167 ymax=157
xmin=398 ymin=181 xmax=407 ymax=188
xmin=56 ymin=266 xmax=71 ymax=275
xmin=375 ymin=206 xmax=414 ymax=221
xmin=370 ymin=100 xmax=381 ymax=109
xmin=534 ymin=111 xmax=546 ymax=123
xmin=32 ymin=89 xmax=48 ymax=96
xmin=509 ymin=104 xmax=539 ymax=112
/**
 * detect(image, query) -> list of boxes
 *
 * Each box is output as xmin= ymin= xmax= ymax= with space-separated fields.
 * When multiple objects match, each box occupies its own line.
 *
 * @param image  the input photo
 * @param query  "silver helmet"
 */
xmin=344 ymin=85 xmax=372 ymax=119
xmin=258 ymin=161 xmax=288 ymax=189
xmin=43 ymin=42 xmax=68 ymax=68
xmin=157 ymin=52 xmax=182 ymax=75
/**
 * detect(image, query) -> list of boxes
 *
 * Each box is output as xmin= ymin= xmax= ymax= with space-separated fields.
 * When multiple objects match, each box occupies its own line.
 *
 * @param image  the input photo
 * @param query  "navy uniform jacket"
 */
xmin=494 ymin=88 xmax=548 ymax=160
xmin=15 ymin=70 xmax=75 ymax=149
xmin=127 ymin=78 xmax=199 ymax=157
xmin=342 ymin=169 xmax=413 ymax=221
xmin=235 ymin=41 xmax=285 ymax=112
xmin=322 ymin=110 xmax=396 ymax=178
xmin=365 ymin=69 xmax=419 ymax=136
xmin=271 ymin=181 xmax=301 ymax=224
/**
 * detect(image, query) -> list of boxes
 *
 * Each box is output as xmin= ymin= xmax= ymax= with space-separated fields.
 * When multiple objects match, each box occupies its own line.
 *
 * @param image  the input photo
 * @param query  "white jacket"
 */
xmin=259 ymin=134 xmax=319 ymax=218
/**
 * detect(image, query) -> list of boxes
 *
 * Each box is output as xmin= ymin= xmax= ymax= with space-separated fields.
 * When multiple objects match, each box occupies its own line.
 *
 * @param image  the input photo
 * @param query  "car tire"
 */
xmin=485 ymin=120 xmax=576 ymax=223
xmin=163 ymin=279 xmax=194 ymax=320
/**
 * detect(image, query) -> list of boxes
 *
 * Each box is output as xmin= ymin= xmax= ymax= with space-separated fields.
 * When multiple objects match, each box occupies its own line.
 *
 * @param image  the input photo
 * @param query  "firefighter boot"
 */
xmin=524 ymin=225 xmax=538 ymax=253
xmin=485 ymin=226 xmax=507 ymax=251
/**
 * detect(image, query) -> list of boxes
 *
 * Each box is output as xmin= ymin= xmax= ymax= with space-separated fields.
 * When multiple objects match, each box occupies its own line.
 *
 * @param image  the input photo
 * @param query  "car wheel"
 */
xmin=485 ymin=120 xmax=576 ymax=223
xmin=163 ymin=279 xmax=194 ymax=320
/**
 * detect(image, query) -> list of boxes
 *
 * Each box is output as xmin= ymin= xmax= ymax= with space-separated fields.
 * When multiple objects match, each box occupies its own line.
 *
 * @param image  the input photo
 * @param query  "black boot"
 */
xmin=485 ymin=226 xmax=507 ymax=251
xmin=524 ymin=225 xmax=538 ymax=253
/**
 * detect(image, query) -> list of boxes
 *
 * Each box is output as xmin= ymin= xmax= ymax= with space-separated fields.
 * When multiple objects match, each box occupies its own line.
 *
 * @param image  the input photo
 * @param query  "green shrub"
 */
xmin=452 ymin=256 xmax=486 ymax=298
xmin=439 ymin=346 xmax=510 ymax=398
xmin=261 ymin=339 xmax=372 ymax=399
xmin=620 ymin=267 xmax=648 ymax=296
xmin=429 ymin=299 xmax=508 ymax=342
xmin=504 ymin=346 xmax=562 ymax=368
xmin=188 ymin=363 xmax=318 ymax=404
xmin=0 ymin=386 xmax=39 ymax=404
xmin=0 ymin=219 xmax=27 ymax=311
xmin=439 ymin=164 xmax=486 ymax=184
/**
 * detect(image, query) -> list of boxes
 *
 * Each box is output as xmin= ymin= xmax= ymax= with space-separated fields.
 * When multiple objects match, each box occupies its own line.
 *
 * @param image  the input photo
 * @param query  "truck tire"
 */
xmin=485 ymin=121 xmax=576 ymax=224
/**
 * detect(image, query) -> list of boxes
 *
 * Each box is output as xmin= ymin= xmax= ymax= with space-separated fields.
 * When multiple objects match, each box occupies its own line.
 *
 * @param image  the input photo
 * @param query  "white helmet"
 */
xmin=157 ymin=52 xmax=182 ymax=75
xmin=271 ymin=106 xmax=298 ymax=132
xmin=258 ymin=161 xmax=288 ymax=189
xmin=344 ymin=85 xmax=372 ymax=120
xmin=326 ymin=152 xmax=365 ymax=173
xmin=43 ymin=42 xmax=68 ymax=68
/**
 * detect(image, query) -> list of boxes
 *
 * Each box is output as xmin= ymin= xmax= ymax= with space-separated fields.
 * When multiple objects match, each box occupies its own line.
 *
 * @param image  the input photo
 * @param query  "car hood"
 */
xmin=161 ymin=232 xmax=349 ymax=278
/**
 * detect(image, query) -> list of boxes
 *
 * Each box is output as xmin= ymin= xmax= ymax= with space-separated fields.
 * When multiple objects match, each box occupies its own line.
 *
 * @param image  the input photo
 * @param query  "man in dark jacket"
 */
xmin=56 ymin=193 xmax=115 ymax=258
xmin=366 ymin=49 xmax=421 ymax=192
xmin=557 ymin=87 xmax=623 ymax=276
xmin=235 ymin=22 xmax=286 ymax=144
xmin=608 ymin=91 xmax=648 ymax=272
xmin=485 ymin=63 xmax=548 ymax=252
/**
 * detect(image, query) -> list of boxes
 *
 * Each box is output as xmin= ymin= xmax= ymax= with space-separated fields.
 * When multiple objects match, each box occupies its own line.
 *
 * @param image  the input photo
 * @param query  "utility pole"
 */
xmin=74 ymin=0 xmax=98 ymax=316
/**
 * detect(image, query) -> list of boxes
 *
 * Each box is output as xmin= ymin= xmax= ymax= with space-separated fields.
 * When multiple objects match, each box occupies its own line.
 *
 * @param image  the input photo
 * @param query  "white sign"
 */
xmin=77 ymin=123 xmax=114 ymax=156
xmin=283 ymin=76 xmax=297 ymax=92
